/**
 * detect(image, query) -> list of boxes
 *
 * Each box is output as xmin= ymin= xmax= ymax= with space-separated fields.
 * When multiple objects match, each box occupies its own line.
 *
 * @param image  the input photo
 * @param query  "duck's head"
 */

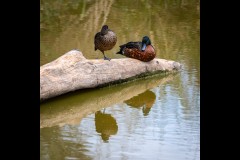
xmin=141 ymin=36 xmax=151 ymax=51
xmin=101 ymin=25 xmax=109 ymax=35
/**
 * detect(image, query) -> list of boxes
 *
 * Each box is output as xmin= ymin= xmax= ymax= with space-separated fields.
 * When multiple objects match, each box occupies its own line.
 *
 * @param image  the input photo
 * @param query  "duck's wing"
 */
xmin=94 ymin=32 xmax=102 ymax=50
xmin=125 ymin=41 xmax=142 ymax=50
xmin=119 ymin=41 xmax=141 ymax=49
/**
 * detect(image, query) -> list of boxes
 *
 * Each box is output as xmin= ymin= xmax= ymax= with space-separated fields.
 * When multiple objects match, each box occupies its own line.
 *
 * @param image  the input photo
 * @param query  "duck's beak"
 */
xmin=141 ymin=43 xmax=146 ymax=51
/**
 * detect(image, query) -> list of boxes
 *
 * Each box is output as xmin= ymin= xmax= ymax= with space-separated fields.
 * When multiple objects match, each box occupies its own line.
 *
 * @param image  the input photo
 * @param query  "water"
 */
xmin=40 ymin=0 xmax=200 ymax=159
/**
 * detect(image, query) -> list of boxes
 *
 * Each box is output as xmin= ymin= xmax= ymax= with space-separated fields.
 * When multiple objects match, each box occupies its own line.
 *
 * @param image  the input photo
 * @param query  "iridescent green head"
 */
xmin=141 ymin=36 xmax=151 ymax=51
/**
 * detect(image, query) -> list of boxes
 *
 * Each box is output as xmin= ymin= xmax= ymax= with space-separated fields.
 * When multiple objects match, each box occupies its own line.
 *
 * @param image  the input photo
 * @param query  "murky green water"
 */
xmin=40 ymin=0 xmax=200 ymax=159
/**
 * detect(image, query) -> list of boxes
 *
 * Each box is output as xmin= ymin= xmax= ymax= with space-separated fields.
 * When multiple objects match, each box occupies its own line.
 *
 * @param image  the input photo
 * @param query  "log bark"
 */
xmin=40 ymin=50 xmax=182 ymax=101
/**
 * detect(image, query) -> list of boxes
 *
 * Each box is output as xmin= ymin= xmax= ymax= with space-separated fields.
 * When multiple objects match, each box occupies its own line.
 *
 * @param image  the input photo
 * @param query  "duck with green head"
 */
xmin=94 ymin=25 xmax=117 ymax=61
xmin=116 ymin=36 xmax=156 ymax=62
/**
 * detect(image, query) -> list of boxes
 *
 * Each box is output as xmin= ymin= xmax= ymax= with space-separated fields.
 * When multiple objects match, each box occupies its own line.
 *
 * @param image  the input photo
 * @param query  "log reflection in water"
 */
xmin=40 ymin=73 xmax=177 ymax=128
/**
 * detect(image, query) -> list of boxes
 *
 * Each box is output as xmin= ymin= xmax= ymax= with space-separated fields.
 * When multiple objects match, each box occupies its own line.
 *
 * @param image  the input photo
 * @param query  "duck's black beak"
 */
xmin=141 ymin=43 xmax=146 ymax=51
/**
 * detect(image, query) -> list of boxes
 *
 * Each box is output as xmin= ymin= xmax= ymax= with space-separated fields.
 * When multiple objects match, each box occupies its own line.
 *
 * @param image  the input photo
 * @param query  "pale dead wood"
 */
xmin=40 ymin=50 xmax=182 ymax=101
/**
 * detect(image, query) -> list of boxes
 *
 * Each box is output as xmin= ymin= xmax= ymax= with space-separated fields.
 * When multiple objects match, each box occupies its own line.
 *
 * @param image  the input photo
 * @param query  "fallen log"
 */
xmin=40 ymin=50 xmax=182 ymax=101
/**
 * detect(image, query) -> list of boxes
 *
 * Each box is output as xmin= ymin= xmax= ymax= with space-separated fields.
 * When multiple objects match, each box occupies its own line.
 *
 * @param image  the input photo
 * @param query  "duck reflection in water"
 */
xmin=95 ymin=109 xmax=118 ymax=142
xmin=124 ymin=90 xmax=156 ymax=116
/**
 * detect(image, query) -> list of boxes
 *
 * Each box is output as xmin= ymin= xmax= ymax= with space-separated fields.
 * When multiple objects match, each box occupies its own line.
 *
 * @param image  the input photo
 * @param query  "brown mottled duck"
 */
xmin=94 ymin=25 xmax=117 ymax=61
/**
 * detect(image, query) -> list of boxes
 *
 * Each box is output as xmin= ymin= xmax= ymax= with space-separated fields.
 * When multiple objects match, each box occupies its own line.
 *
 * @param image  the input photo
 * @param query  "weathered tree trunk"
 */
xmin=40 ymin=50 xmax=182 ymax=101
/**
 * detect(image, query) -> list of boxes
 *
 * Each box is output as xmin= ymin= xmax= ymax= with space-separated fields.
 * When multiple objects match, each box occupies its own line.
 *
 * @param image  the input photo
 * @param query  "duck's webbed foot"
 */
xmin=103 ymin=56 xmax=111 ymax=61
xmin=102 ymin=52 xmax=111 ymax=61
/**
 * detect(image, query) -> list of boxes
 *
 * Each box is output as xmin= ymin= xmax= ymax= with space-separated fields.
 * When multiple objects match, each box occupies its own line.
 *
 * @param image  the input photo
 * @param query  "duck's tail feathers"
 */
xmin=116 ymin=51 xmax=123 ymax=55
xmin=116 ymin=45 xmax=125 ymax=55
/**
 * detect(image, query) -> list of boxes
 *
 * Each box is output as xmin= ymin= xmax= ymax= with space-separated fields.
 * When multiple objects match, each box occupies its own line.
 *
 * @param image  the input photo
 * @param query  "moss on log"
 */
xmin=40 ymin=50 xmax=182 ymax=101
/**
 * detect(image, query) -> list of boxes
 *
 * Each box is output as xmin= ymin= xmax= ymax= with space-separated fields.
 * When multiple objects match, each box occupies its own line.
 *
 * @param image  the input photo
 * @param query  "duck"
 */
xmin=116 ymin=36 xmax=156 ymax=62
xmin=94 ymin=25 xmax=117 ymax=61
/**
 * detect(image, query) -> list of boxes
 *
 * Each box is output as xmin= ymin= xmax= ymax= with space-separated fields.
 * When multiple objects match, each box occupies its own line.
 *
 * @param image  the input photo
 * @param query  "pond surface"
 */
xmin=40 ymin=0 xmax=200 ymax=159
